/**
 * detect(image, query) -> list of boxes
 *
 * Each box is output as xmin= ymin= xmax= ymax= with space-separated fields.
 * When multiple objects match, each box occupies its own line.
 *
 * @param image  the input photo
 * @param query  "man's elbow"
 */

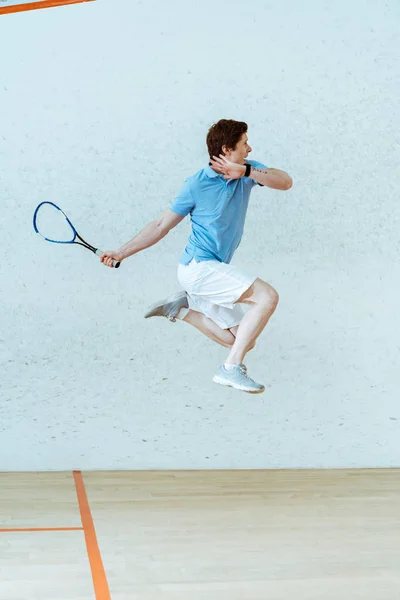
xmin=282 ymin=176 xmax=293 ymax=190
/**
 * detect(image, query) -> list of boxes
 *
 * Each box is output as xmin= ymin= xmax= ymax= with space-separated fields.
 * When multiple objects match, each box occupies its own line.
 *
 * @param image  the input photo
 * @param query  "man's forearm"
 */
xmin=249 ymin=167 xmax=292 ymax=190
xmin=117 ymin=220 xmax=167 ymax=259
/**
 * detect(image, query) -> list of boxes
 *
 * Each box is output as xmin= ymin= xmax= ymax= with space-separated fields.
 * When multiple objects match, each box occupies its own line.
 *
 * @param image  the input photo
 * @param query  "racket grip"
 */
xmin=96 ymin=249 xmax=121 ymax=268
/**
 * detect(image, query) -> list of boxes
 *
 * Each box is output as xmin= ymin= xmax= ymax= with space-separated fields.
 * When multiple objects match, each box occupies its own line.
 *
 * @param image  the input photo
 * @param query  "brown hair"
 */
xmin=206 ymin=119 xmax=248 ymax=159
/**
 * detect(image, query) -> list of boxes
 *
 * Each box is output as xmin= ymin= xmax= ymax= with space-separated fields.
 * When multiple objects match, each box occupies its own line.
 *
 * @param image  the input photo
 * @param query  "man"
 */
xmin=101 ymin=119 xmax=292 ymax=394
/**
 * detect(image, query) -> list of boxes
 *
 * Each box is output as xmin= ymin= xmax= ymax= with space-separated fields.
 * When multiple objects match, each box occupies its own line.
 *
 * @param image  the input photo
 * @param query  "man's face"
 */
xmin=223 ymin=132 xmax=252 ymax=164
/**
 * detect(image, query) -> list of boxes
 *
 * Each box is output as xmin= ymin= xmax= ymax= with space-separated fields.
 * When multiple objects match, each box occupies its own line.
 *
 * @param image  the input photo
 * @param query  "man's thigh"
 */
xmin=235 ymin=277 xmax=277 ymax=305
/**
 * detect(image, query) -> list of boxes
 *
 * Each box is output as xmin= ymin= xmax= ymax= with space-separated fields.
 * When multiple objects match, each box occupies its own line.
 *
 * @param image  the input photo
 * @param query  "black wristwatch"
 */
xmin=244 ymin=163 xmax=252 ymax=177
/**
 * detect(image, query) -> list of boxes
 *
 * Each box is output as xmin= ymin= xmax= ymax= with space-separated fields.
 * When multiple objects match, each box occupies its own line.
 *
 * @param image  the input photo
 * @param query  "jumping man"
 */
xmin=101 ymin=119 xmax=292 ymax=394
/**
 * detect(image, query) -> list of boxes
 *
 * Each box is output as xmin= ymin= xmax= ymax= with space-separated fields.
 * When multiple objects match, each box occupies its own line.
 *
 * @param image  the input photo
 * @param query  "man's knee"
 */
xmin=266 ymin=287 xmax=279 ymax=312
xmin=238 ymin=278 xmax=279 ymax=311
xmin=256 ymin=282 xmax=278 ymax=313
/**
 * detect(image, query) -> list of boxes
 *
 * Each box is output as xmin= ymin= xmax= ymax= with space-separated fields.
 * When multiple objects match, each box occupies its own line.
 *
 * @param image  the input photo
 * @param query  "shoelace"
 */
xmin=238 ymin=364 xmax=252 ymax=379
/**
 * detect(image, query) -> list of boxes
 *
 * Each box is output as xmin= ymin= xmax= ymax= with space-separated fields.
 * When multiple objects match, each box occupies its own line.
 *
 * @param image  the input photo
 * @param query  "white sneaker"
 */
xmin=213 ymin=364 xmax=265 ymax=394
xmin=144 ymin=292 xmax=188 ymax=322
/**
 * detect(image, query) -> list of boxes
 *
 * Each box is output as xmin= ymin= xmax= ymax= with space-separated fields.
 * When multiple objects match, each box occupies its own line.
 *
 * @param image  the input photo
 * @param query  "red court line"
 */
xmin=73 ymin=470 xmax=111 ymax=600
xmin=0 ymin=527 xmax=83 ymax=532
xmin=0 ymin=0 xmax=95 ymax=16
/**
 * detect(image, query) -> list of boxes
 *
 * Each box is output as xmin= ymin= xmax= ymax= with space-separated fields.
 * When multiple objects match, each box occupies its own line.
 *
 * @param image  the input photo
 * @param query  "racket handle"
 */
xmin=96 ymin=249 xmax=121 ymax=268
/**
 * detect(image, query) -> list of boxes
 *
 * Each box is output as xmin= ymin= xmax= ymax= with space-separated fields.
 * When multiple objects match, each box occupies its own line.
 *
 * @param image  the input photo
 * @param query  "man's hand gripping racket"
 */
xmin=100 ymin=250 xmax=124 ymax=268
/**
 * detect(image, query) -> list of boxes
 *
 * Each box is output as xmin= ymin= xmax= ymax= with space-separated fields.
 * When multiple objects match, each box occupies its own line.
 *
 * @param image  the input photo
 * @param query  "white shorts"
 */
xmin=177 ymin=259 xmax=257 ymax=329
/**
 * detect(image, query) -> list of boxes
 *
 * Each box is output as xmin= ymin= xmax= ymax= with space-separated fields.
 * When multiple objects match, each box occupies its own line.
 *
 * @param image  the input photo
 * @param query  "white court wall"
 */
xmin=0 ymin=0 xmax=399 ymax=470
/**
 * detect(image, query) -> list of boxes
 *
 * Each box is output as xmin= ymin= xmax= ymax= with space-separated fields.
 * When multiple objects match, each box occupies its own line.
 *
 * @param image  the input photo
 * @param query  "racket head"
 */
xmin=33 ymin=202 xmax=121 ymax=268
xmin=33 ymin=201 xmax=77 ymax=244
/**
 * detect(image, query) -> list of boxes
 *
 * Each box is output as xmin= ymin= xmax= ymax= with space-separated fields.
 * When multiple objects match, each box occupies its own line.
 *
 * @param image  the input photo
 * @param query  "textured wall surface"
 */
xmin=0 ymin=0 xmax=399 ymax=470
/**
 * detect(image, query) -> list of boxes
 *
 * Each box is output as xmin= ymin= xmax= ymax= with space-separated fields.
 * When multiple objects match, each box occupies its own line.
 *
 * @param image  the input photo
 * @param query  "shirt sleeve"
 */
xmin=246 ymin=159 xmax=268 ymax=187
xmin=169 ymin=179 xmax=195 ymax=216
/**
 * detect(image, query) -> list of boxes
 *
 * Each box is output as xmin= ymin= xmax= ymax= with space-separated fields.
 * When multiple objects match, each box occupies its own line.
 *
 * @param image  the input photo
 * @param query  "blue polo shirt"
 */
xmin=170 ymin=159 xmax=267 ymax=265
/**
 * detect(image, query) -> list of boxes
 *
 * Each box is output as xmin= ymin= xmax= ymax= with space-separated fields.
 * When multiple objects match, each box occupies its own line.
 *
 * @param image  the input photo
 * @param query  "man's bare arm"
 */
xmin=209 ymin=155 xmax=292 ymax=190
xmin=100 ymin=209 xmax=184 ymax=267
xmin=249 ymin=167 xmax=292 ymax=190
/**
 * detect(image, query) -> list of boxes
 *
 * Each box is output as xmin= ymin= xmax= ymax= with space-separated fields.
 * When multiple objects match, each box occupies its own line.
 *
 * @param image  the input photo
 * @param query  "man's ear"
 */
xmin=221 ymin=145 xmax=230 ymax=156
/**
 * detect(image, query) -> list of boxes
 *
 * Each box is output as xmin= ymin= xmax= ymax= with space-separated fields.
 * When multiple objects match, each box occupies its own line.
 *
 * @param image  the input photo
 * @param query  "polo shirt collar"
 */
xmin=205 ymin=164 xmax=221 ymax=178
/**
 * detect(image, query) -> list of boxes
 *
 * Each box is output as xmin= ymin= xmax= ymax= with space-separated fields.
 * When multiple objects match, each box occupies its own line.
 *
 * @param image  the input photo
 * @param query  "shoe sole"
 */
xmin=212 ymin=375 xmax=265 ymax=394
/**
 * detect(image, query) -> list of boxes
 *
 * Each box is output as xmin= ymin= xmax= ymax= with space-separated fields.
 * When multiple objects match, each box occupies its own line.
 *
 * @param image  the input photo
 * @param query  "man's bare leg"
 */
xmin=182 ymin=310 xmax=236 ymax=348
xmin=225 ymin=278 xmax=279 ymax=365
xmin=181 ymin=311 xmax=256 ymax=352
